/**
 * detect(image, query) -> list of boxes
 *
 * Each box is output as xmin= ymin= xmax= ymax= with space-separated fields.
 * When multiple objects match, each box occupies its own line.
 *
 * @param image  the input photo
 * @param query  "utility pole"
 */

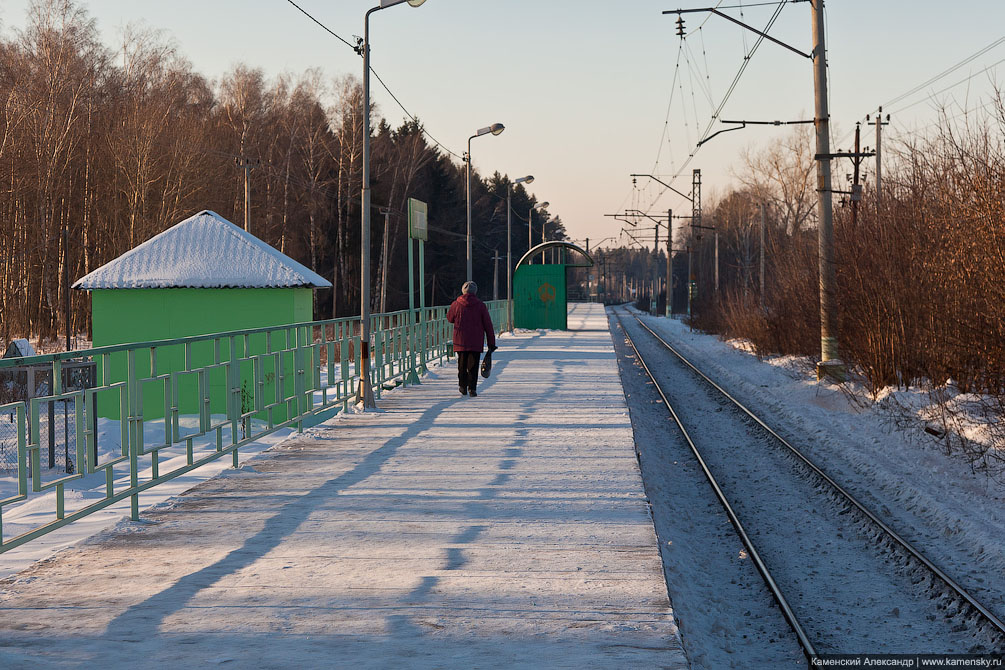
xmin=666 ymin=209 xmax=672 ymax=317
xmin=528 ymin=206 xmax=533 ymax=264
xmin=759 ymin=202 xmax=766 ymax=312
xmin=654 ymin=219 xmax=659 ymax=315
xmin=235 ymin=157 xmax=259 ymax=234
xmin=379 ymin=208 xmax=390 ymax=314
xmin=540 ymin=210 xmax=546 ymax=264
xmin=665 ymin=2 xmax=837 ymax=376
xmin=689 ymin=169 xmax=702 ymax=322
xmin=687 ymin=243 xmax=693 ymax=326
xmin=64 ymin=224 xmax=71 ymax=351
xmin=811 ymin=0 xmax=842 ymax=380
xmin=851 ymin=123 xmax=861 ymax=228
xmin=493 ymin=250 xmax=499 ymax=301
xmin=875 ymin=108 xmax=882 ymax=207
xmin=714 ymin=219 xmax=719 ymax=294
xmin=871 ymin=106 xmax=889 ymax=214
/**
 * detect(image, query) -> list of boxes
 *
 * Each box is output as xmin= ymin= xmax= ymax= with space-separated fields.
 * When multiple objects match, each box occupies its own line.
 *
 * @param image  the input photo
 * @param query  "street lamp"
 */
xmin=530 ymin=201 xmax=549 ymax=264
xmin=466 ymin=122 xmax=505 ymax=281
xmin=357 ymin=0 xmax=427 ymax=409
xmin=507 ymin=175 xmax=534 ymax=331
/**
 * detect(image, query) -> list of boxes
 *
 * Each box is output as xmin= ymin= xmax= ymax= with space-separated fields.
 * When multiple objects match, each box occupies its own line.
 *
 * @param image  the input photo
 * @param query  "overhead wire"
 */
xmin=835 ymin=34 xmax=1005 ymax=149
xmin=283 ymin=0 xmax=463 ymax=161
xmin=699 ymin=26 xmax=715 ymax=102
xmin=650 ymin=42 xmax=685 ymax=174
xmin=628 ymin=0 xmax=730 ymax=217
xmin=646 ymin=0 xmax=789 ymax=211
xmin=738 ymin=0 xmax=749 ymax=55
xmin=684 ymin=43 xmax=706 ymax=128
xmin=618 ymin=0 xmax=810 ymax=231
xmin=888 ymin=56 xmax=1005 ymax=116
xmin=883 ymin=35 xmax=1005 ymax=111
xmin=285 ymin=0 xmax=356 ymax=49
xmin=684 ymin=39 xmax=715 ymax=106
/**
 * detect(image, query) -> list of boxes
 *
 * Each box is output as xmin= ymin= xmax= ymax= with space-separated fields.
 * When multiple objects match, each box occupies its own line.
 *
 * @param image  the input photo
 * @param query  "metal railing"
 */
xmin=0 ymin=300 xmax=509 ymax=552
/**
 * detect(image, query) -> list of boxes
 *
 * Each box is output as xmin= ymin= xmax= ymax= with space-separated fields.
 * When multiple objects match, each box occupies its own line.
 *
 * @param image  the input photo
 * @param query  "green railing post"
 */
xmin=127 ymin=349 xmax=139 ymax=521
xmin=0 ymin=303 xmax=500 ymax=554
xmin=419 ymin=239 xmax=428 ymax=374
xmin=406 ymin=240 xmax=420 ymax=385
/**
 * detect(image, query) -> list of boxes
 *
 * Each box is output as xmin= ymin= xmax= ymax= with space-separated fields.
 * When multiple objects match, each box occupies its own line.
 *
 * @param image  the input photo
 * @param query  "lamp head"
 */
xmin=475 ymin=123 xmax=506 ymax=137
xmin=515 ymin=175 xmax=534 ymax=185
xmin=380 ymin=0 xmax=426 ymax=7
xmin=540 ymin=201 xmax=550 ymax=209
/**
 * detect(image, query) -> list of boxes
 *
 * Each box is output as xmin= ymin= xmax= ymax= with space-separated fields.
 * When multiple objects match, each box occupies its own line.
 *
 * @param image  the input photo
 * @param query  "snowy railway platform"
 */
xmin=0 ymin=303 xmax=687 ymax=669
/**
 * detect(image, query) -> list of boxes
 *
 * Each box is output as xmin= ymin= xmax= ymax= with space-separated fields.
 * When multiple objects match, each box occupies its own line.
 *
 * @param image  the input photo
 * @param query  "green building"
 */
xmin=73 ymin=210 xmax=331 ymax=420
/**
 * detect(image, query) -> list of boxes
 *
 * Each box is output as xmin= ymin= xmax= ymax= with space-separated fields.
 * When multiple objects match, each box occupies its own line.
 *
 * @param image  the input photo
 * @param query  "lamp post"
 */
xmin=357 ymin=0 xmax=427 ymax=409
xmin=535 ymin=201 xmax=549 ymax=263
xmin=508 ymin=175 xmax=534 ymax=331
xmin=466 ymin=122 xmax=505 ymax=282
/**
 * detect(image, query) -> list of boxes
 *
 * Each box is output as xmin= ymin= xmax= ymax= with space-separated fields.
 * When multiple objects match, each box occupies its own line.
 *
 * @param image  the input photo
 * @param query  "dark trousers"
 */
xmin=456 ymin=351 xmax=481 ymax=392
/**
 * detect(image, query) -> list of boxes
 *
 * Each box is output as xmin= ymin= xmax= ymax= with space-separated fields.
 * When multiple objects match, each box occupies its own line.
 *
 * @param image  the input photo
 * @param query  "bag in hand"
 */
xmin=480 ymin=349 xmax=494 ymax=378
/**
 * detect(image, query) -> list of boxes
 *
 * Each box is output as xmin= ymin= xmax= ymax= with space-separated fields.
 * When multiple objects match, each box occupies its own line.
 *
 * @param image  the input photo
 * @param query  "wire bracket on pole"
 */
xmin=629 ymin=174 xmax=693 ymax=202
xmin=663 ymin=7 xmax=812 ymax=60
xmin=698 ymin=119 xmax=815 ymax=147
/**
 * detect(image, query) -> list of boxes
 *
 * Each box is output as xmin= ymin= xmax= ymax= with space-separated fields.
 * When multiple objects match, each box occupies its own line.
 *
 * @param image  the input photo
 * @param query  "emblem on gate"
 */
xmin=538 ymin=282 xmax=556 ymax=304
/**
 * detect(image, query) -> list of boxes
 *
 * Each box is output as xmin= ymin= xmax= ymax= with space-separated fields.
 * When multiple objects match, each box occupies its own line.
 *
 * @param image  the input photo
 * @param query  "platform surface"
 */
xmin=0 ymin=303 xmax=686 ymax=669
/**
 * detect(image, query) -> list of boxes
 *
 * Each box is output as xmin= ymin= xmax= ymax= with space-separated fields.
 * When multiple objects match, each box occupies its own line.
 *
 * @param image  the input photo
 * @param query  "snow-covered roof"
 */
xmin=72 ymin=210 xmax=332 ymax=290
xmin=3 ymin=338 xmax=37 ymax=359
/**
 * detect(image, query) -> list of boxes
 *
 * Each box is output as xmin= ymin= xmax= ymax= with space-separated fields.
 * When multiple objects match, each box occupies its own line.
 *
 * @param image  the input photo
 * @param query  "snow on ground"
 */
xmin=609 ymin=311 xmax=804 ymax=668
xmin=616 ymin=310 xmax=998 ymax=659
xmin=0 ymin=304 xmax=687 ymax=669
xmin=0 ymin=348 xmax=460 ymax=577
xmin=0 ymin=416 xmax=298 ymax=579
xmin=636 ymin=310 xmax=1005 ymax=622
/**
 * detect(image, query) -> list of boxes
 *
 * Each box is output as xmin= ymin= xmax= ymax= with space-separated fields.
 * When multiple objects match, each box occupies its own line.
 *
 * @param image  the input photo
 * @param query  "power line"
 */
xmin=646 ymin=0 xmax=789 ymax=211
xmin=367 ymin=68 xmax=462 ymax=160
xmin=883 ymin=35 xmax=1005 ymax=110
xmin=622 ymin=0 xmax=807 ymax=221
xmin=835 ymin=36 xmax=1005 ymax=148
xmin=284 ymin=0 xmax=355 ymax=49
xmin=715 ymin=0 xmax=807 ymax=9
xmin=889 ymin=56 xmax=1005 ymax=115
xmin=283 ymin=0 xmax=463 ymax=160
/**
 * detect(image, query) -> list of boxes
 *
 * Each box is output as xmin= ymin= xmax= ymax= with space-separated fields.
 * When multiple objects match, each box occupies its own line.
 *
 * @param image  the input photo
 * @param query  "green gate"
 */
xmin=514 ymin=264 xmax=567 ymax=330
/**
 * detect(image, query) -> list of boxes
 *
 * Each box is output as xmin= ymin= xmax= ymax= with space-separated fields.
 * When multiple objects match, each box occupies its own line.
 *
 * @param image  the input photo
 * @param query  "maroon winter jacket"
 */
xmin=447 ymin=293 xmax=496 ymax=353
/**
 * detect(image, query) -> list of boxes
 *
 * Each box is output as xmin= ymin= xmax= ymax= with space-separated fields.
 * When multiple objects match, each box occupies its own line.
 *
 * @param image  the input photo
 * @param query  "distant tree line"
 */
xmin=0 ymin=0 xmax=566 ymax=344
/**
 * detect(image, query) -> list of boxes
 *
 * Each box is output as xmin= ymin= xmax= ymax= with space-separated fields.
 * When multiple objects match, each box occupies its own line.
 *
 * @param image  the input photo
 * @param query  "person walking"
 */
xmin=447 ymin=281 xmax=496 ymax=397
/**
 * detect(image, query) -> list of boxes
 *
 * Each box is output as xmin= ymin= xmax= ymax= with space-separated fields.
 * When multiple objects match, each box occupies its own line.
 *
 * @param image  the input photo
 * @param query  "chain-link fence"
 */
xmin=0 ymin=410 xmax=17 ymax=473
xmin=0 ymin=362 xmax=96 ymax=475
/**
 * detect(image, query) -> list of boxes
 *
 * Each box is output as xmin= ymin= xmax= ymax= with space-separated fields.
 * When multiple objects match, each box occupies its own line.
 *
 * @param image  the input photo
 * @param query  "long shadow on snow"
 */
xmin=100 ymin=356 xmax=514 ymax=642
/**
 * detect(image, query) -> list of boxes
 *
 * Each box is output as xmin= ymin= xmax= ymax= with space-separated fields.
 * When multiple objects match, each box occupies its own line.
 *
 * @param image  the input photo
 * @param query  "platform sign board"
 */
xmin=408 ymin=198 xmax=428 ymax=241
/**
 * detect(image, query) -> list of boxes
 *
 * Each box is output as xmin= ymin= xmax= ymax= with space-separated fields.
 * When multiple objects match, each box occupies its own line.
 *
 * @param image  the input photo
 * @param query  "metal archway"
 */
xmin=515 ymin=241 xmax=594 ymax=269
xmin=512 ymin=242 xmax=594 ymax=330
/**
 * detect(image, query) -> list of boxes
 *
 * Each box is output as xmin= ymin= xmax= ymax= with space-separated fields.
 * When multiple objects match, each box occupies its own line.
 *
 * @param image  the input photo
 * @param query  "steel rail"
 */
xmin=630 ymin=312 xmax=1005 ymax=639
xmin=613 ymin=311 xmax=818 ymax=660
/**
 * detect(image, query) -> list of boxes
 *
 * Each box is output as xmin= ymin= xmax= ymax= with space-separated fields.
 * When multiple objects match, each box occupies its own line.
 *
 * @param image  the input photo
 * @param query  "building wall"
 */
xmin=91 ymin=288 xmax=315 ymax=422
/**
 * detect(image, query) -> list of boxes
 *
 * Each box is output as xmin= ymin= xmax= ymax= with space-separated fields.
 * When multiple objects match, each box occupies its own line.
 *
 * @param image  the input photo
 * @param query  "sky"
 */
xmin=3 ymin=0 xmax=1004 ymax=250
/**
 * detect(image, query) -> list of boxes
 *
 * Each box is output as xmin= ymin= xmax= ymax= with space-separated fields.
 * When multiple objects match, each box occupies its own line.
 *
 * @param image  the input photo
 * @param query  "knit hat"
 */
xmin=462 ymin=281 xmax=478 ymax=295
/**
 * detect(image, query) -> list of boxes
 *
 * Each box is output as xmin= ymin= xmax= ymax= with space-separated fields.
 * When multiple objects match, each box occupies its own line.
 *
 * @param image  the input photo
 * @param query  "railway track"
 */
xmin=613 ymin=308 xmax=1005 ymax=659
